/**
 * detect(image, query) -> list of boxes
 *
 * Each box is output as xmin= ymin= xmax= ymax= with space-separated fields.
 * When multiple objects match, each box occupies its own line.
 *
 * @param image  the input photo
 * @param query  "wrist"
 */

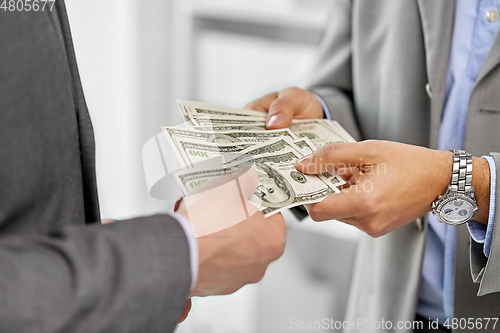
xmin=435 ymin=150 xmax=454 ymax=198
xmin=472 ymin=157 xmax=491 ymax=224
xmin=307 ymin=91 xmax=327 ymax=119
xmin=431 ymin=150 xmax=486 ymax=226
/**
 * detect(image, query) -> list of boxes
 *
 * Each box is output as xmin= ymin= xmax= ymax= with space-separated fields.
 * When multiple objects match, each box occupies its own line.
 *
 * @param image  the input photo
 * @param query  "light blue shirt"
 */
xmin=417 ymin=0 xmax=500 ymax=324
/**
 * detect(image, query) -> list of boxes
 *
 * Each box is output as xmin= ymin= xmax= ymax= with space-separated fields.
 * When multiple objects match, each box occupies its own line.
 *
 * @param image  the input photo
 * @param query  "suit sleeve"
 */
xmin=471 ymin=153 xmax=500 ymax=296
xmin=306 ymin=0 xmax=362 ymax=141
xmin=0 ymin=214 xmax=191 ymax=333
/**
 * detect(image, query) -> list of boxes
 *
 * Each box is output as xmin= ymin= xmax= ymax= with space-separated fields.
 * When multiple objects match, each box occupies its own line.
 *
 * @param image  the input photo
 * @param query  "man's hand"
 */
xmin=192 ymin=209 xmax=285 ymax=297
xmin=179 ymin=299 xmax=192 ymax=323
xmin=177 ymin=167 xmax=286 ymax=296
xmin=295 ymin=140 xmax=491 ymax=237
xmin=245 ymin=87 xmax=323 ymax=129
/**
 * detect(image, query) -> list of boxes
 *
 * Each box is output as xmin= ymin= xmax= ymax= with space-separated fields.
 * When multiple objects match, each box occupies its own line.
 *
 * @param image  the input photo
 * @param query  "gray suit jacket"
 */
xmin=0 ymin=2 xmax=191 ymax=332
xmin=307 ymin=1 xmax=500 ymax=332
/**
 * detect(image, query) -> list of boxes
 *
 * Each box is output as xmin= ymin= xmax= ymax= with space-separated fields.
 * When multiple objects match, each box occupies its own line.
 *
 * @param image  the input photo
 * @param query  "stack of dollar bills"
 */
xmin=162 ymin=99 xmax=356 ymax=217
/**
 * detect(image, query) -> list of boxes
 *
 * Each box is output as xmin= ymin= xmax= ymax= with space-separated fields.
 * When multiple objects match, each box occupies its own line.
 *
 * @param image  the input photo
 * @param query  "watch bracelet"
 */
xmin=450 ymin=149 xmax=473 ymax=196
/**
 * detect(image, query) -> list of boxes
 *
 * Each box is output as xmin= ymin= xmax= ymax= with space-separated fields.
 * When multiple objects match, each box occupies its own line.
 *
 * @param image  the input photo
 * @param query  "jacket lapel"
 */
xmin=416 ymin=0 xmax=455 ymax=149
xmin=475 ymin=32 xmax=500 ymax=86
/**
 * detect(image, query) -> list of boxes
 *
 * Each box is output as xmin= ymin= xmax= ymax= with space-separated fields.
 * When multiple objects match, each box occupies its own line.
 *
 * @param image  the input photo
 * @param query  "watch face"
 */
xmin=438 ymin=197 xmax=477 ymax=225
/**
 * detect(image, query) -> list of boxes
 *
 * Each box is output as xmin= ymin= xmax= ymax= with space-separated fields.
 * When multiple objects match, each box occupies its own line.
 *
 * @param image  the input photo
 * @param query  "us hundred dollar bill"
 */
xmin=325 ymin=120 xmax=357 ymax=142
xmin=162 ymin=126 xmax=298 ymax=166
xmin=165 ymin=135 xmax=308 ymax=169
xmin=187 ymin=117 xmax=354 ymax=147
xmin=169 ymin=137 xmax=255 ymax=168
xmin=229 ymin=137 xmax=346 ymax=187
xmin=289 ymin=119 xmax=352 ymax=148
xmin=193 ymin=116 xmax=266 ymax=127
xmin=292 ymin=137 xmax=316 ymax=155
xmin=174 ymin=148 xmax=340 ymax=217
xmin=193 ymin=124 xmax=267 ymax=132
xmin=177 ymin=99 xmax=266 ymax=124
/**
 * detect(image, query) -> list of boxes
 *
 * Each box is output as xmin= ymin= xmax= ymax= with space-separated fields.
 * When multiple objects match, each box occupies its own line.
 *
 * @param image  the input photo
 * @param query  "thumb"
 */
xmin=295 ymin=142 xmax=374 ymax=174
xmin=266 ymin=93 xmax=295 ymax=129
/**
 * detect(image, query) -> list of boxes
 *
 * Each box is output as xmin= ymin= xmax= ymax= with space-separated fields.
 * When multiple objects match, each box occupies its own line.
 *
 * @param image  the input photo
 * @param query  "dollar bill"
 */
xmin=165 ymin=134 xmax=316 ymax=170
xmin=174 ymin=148 xmax=340 ymax=217
xmin=227 ymin=137 xmax=345 ymax=187
xmin=162 ymin=126 xmax=298 ymax=167
xmin=192 ymin=115 xmax=265 ymax=126
xmin=177 ymin=99 xmax=266 ymax=122
xmin=289 ymin=119 xmax=352 ymax=148
xmin=190 ymin=118 xmax=354 ymax=147
xmin=292 ymin=137 xmax=316 ymax=155
xmin=193 ymin=124 xmax=267 ymax=132
xmin=326 ymin=120 xmax=357 ymax=142
xmin=164 ymin=99 xmax=358 ymax=216
xmin=171 ymin=137 xmax=255 ymax=168
xmin=231 ymin=138 xmax=303 ymax=162
xmin=177 ymin=99 xmax=356 ymax=142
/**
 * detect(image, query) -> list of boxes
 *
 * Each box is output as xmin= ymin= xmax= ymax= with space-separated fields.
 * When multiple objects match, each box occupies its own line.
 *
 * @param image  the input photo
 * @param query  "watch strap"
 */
xmin=450 ymin=149 xmax=473 ymax=195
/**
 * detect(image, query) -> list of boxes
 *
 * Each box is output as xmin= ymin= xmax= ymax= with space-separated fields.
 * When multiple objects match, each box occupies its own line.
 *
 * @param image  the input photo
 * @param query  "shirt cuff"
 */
xmin=313 ymin=93 xmax=332 ymax=120
xmin=467 ymin=155 xmax=497 ymax=257
xmin=172 ymin=213 xmax=198 ymax=293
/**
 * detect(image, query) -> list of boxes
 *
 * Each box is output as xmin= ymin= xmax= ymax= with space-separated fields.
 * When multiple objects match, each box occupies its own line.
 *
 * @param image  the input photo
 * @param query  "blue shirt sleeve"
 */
xmin=313 ymin=93 xmax=332 ymax=120
xmin=467 ymin=155 xmax=497 ymax=257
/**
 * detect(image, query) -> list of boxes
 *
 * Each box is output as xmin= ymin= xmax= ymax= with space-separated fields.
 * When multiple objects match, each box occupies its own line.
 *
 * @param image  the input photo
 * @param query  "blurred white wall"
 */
xmin=65 ymin=0 xmax=144 ymax=219
xmin=64 ymin=0 xmax=360 ymax=332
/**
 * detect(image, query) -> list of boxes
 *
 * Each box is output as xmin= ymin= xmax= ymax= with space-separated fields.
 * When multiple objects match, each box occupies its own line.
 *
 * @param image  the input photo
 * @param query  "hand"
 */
xmin=177 ymin=167 xmax=286 ymax=296
xmin=245 ymin=87 xmax=323 ymax=129
xmin=179 ymin=299 xmax=192 ymax=323
xmin=295 ymin=140 xmax=491 ymax=237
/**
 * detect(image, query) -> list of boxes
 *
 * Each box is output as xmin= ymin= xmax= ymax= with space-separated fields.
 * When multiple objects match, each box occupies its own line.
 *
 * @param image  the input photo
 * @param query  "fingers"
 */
xmin=246 ymin=87 xmax=324 ymax=129
xmin=181 ymin=167 xmax=260 ymax=238
xmin=244 ymin=92 xmax=278 ymax=113
xmin=295 ymin=141 xmax=379 ymax=174
xmin=263 ymin=213 xmax=287 ymax=260
xmin=336 ymin=167 xmax=360 ymax=190
xmin=266 ymin=87 xmax=324 ymax=129
xmin=266 ymin=212 xmax=287 ymax=234
xmin=304 ymin=183 xmax=367 ymax=222
xmin=266 ymin=91 xmax=296 ymax=129
xmin=336 ymin=166 xmax=358 ymax=181
xmin=178 ymin=299 xmax=192 ymax=323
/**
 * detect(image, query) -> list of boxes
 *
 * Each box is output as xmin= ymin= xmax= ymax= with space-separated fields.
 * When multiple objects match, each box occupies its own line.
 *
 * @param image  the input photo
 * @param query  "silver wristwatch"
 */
xmin=432 ymin=150 xmax=478 ymax=226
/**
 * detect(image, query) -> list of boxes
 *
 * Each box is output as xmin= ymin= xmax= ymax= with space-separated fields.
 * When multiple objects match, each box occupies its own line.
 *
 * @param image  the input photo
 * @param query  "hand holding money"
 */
xmin=163 ymin=98 xmax=355 ymax=219
xmin=244 ymin=87 xmax=324 ymax=129
xmin=175 ymin=167 xmax=286 ymax=296
xmin=295 ymin=140 xmax=493 ymax=236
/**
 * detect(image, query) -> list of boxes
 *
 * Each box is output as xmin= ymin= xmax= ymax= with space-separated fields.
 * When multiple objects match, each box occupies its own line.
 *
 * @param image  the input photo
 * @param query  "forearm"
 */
xmin=0 ymin=215 xmax=191 ymax=333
